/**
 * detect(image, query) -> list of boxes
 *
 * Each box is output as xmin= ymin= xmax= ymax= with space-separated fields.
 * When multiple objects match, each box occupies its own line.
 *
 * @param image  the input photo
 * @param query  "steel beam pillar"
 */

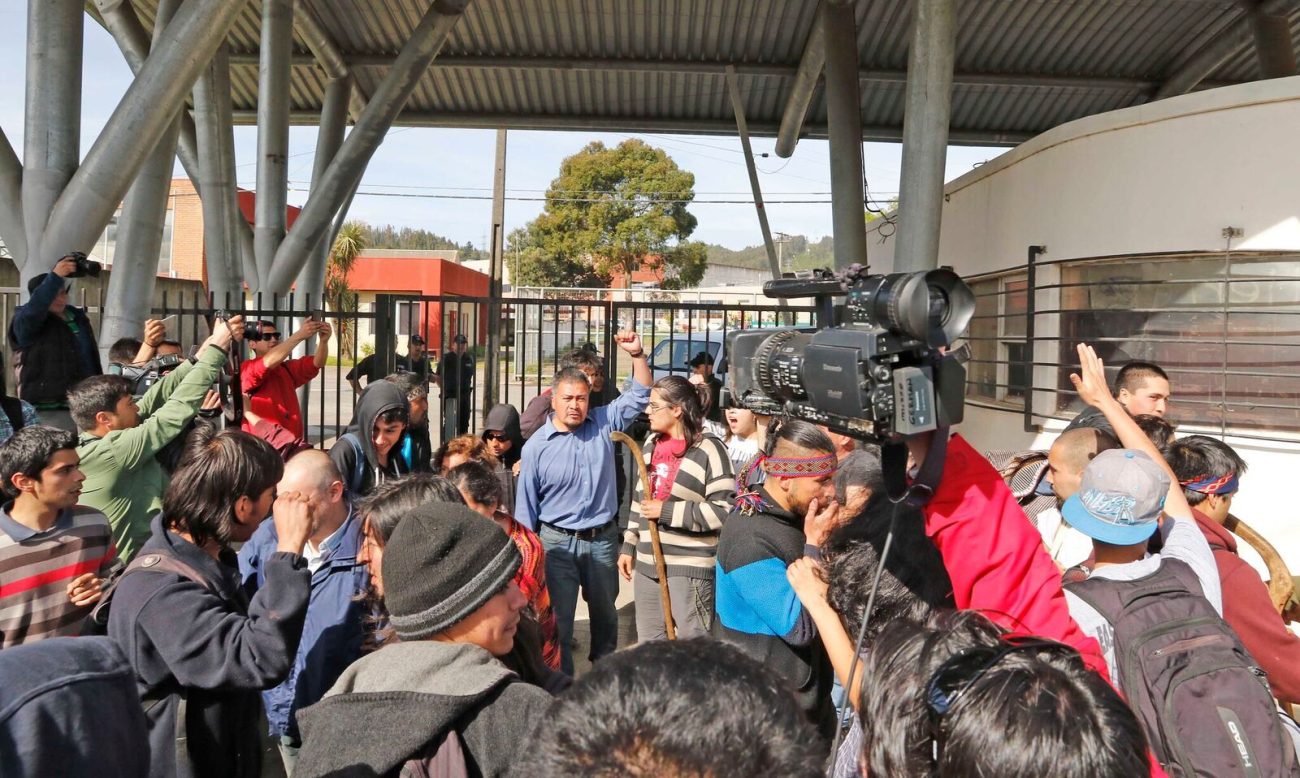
xmin=484 ymin=128 xmax=507 ymax=414
xmin=1246 ymin=1 xmax=1297 ymax=78
xmin=40 ymin=0 xmax=254 ymax=269
xmin=95 ymin=0 xmax=256 ymax=296
xmin=725 ymin=66 xmax=783 ymax=282
xmin=822 ymin=1 xmax=868 ymax=271
xmin=774 ymin=23 xmax=825 ymax=159
xmin=195 ymin=45 xmax=251 ymax=300
xmin=254 ymin=0 xmax=296 ymax=287
xmin=294 ymin=76 xmax=353 ymax=307
xmin=101 ymin=0 xmax=185 ymax=355
xmin=266 ymin=0 xmax=473 ymax=292
xmin=0 ymin=126 xmax=26 ymax=267
xmin=1156 ymin=0 xmax=1294 ymax=98
xmin=22 ymin=0 xmax=83 ymax=282
xmin=893 ymin=0 xmax=957 ymax=273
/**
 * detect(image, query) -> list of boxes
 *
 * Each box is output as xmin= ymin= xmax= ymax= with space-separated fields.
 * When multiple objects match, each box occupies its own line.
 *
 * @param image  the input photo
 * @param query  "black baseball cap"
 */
xmin=453 ymin=334 xmax=468 ymax=344
xmin=409 ymin=334 xmax=426 ymax=345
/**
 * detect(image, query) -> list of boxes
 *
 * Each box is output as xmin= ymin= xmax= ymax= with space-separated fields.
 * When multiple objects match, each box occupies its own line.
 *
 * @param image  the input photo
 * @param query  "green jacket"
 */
xmin=77 ymin=346 xmax=227 ymax=560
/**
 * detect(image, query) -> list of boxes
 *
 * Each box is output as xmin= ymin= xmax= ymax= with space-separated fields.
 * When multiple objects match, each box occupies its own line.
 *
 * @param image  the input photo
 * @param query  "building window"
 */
xmin=965 ymin=272 xmax=1028 ymax=406
xmin=92 ymin=205 xmax=175 ymax=274
xmin=396 ymin=301 xmax=419 ymax=337
xmin=1055 ymin=253 xmax=1300 ymax=434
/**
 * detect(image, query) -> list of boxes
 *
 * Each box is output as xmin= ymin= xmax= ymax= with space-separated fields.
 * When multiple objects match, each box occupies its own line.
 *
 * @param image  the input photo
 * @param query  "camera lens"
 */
xmin=854 ymin=269 xmax=973 ymax=347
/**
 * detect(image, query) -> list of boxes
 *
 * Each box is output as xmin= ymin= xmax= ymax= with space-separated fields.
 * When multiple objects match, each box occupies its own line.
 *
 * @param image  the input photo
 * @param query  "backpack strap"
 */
xmin=1065 ymin=557 xmax=1203 ymax=621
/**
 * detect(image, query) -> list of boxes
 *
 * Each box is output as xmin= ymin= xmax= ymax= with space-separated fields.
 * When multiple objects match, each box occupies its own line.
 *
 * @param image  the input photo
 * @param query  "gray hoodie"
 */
xmin=294 ymin=641 xmax=549 ymax=777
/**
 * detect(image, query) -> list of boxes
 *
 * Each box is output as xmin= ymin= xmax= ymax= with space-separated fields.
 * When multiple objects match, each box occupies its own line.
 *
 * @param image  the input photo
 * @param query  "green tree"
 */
xmin=516 ymin=139 xmax=708 ymax=289
xmin=326 ymin=221 xmax=366 ymax=356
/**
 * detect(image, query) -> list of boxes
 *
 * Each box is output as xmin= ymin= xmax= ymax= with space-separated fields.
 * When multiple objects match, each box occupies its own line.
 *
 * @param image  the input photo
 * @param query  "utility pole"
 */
xmin=774 ymin=231 xmax=794 ymax=273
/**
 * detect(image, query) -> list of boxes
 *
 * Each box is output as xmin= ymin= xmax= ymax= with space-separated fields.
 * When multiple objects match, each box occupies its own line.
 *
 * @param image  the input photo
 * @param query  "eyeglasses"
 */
xmin=646 ymin=402 xmax=673 ymax=414
xmin=485 ymin=432 xmax=509 ymax=442
xmin=248 ymin=332 xmax=282 ymax=342
xmin=925 ymin=635 xmax=1071 ymax=765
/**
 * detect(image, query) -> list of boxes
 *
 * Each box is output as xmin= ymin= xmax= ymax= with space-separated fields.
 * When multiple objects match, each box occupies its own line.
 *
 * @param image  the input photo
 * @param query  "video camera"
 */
xmin=726 ymin=265 xmax=975 ymax=441
xmin=107 ymin=354 xmax=185 ymax=398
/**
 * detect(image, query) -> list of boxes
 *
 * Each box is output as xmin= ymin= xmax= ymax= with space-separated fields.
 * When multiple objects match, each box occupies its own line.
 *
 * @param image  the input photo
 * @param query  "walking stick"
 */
xmin=1223 ymin=513 xmax=1296 ymax=618
xmin=611 ymin=431 xmax=676 ymax=639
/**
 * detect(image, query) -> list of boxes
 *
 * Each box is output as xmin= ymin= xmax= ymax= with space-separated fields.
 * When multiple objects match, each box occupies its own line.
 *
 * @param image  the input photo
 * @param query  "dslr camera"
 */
xmin=726 ymin=265 xmax=975 ymax=441
xmin=62 ymin=251 xmax=102 ymax=279
xmin=107 ymin=354 xmax=185 ymax=398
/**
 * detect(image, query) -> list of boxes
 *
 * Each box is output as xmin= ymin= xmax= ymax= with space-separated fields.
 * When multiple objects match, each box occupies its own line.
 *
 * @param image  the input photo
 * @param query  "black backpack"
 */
xmin=1067 ymin=558 xmax=1299 ymax=776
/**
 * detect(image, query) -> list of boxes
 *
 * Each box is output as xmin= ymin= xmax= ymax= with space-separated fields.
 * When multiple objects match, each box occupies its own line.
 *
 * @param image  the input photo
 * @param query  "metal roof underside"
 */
xmin=119 ymin=0 xmax=1300 ymax=147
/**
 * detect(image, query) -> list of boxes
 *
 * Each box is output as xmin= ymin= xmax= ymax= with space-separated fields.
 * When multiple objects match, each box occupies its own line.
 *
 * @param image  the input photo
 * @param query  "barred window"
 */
xmin=965 ymin=272 xmax=1028 ymax=406
xmin=1053 ymin=253 xmax=1300 ymax=435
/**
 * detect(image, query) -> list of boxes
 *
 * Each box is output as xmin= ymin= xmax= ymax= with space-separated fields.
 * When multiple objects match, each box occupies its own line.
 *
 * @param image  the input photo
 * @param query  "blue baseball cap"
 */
xmin=1061 ymin=449 xmax=1169 ymax=545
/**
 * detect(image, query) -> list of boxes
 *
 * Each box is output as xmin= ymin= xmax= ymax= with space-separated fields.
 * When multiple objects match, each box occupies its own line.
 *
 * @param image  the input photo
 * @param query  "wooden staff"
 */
xmin=611 ymin=431 xmax=676 ymax=639
xmin=1224 ymin=513 xmax=1296 ymax=619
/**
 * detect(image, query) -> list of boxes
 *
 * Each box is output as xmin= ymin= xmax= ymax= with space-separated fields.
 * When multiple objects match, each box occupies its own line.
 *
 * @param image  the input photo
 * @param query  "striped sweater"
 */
xmin=621 ymin=433 xmax=734 ymax=580
xmin=0 ymin=505 xmax=119 ymax=648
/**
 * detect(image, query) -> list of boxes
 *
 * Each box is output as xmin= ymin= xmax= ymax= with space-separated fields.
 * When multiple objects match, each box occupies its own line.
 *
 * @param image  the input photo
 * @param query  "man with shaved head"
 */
xmin=238 ymin=448 xmax=369 ymax=772
xmin=1039 ymin=427 xmax=1120 ymax=569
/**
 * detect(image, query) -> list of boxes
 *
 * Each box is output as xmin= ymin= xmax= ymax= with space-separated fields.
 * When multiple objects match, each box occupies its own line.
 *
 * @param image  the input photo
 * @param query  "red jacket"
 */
xmin=240 ymin=356 xmax=320 ymax=440
xmin=923 ymin=434 xmax=1110 ymax=683
xmin=1193 ymin=510 xmax=1300 ymax=705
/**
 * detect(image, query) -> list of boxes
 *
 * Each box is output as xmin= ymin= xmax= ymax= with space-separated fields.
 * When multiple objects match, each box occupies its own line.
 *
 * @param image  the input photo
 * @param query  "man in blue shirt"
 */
xmin=238 ymin=448 xmax=369 ymax=773
xmin=516 ymin=330 xmax=651 ymax=674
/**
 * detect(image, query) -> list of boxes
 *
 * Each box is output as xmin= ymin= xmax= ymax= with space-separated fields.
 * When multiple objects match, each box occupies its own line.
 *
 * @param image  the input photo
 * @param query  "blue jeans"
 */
xmin=539 ymin=522 xmax=620 ymax=675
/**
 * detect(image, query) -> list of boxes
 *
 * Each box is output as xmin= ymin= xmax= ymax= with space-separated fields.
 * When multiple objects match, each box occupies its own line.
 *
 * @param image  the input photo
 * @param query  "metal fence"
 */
xmin=137 ymin=291 xmax=814 ymax=447
xmin=961 ymin=248 xmax=1300 ymax=441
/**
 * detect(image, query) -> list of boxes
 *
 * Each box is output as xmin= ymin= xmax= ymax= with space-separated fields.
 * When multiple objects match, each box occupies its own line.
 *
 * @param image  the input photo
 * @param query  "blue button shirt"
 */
xmin=515 ymin=380 xmax=650 ymax=531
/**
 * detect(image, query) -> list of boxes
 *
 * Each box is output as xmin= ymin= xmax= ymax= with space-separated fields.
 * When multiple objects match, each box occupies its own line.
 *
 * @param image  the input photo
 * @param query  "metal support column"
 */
xmin=266 ymin=0 xmax=473 ymax=292
xmin=194 ymin=45 xmax=251 ymax=300
xmin=295 ymin=76 xmax=353 ymax=306
xmin=22 ymin=0 xmax=82 ymax=283
xmin=255 ymin=0 xmax=296 ymax=287
xmin=484 ymin=128 xmax=507 ymax=414
xmin=95 ymin=0 xmax=256 ymax=294
xmin=893 ymin=0 xmax=957 ymax=273
xmin=0 ymin=126 xmax=26 ymax=267
xmin=100 ymin=0 xmax=185 ymax=355
xmin=822 ymin=1 xmax=868 ymax=271
xmin=725 ymin=66 xmax=782 ymax=281
xmin=40 ymin=0 xmax=255 ymax=267
xmin=774 ymin=24 xmax=825 ymax=159
xmin=1246 ymin=1 xmax=1297 ymax=78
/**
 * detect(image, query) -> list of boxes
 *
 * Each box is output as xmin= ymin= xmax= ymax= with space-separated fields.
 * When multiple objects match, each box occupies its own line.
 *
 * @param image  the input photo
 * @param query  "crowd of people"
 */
xmin=0 ymin=254 xmax=1298 ymax=777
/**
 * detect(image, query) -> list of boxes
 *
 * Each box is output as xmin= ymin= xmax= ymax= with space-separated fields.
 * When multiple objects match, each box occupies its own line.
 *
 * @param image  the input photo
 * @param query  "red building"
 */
xmin=346 ymin=249 xmax=490 ymax=350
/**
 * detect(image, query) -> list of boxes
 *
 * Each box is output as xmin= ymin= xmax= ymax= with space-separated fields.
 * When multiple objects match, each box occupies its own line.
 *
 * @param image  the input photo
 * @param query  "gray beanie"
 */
xmin=382 ymin=503 xmax=521 ymax=641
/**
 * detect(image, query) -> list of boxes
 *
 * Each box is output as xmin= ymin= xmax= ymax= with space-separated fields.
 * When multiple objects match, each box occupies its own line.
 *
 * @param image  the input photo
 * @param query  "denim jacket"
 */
xmin=238 ymin=506 xmax=370 ymax=740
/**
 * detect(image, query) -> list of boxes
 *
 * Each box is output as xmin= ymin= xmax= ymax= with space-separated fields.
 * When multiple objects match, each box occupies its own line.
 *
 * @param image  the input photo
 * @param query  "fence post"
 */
xmin=1023 ymin=245 xmax=1044 ymax=433
xmin=374 ymin=294 xmax=396 ymax=378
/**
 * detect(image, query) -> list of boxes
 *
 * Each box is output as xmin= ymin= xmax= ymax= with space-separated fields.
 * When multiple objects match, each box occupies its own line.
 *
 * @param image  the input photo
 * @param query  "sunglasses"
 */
xmin=247 ymin=331 xmax=282 ymax=342
xmin=925 ymin=635 xmax=1072 ymax=765
xmin=485 ymin=432 xmax=510 ymax=442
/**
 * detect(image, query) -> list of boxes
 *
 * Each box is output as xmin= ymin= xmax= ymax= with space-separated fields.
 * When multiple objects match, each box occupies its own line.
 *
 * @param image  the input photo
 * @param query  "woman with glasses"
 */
xmin=617 ymin=376 xmax=733 ymax=640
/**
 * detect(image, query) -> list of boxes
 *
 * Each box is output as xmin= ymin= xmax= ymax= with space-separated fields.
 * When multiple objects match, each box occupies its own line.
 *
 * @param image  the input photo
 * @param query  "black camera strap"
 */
xmin=880 ymin=426 xmax=949 ymax=509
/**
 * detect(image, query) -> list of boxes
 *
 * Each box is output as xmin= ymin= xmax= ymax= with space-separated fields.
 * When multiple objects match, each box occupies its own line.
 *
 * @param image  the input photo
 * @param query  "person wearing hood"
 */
xmin=482 ymin=403 xmax=523 ymax=514
xmin=330 ymin=382 xmax=410 ymax=497
xmin=294 ymin=503 xmax=550 ymax=777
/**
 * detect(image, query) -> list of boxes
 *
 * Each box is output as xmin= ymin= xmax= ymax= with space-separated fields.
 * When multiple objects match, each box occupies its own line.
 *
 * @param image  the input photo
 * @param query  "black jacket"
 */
xmin=108 ymin=515 xmax=311 ymax=778
xmin=331 ymin=382 xmax=411 ymax=496
xmin=714 ymin=487 xmax=834 ymax=737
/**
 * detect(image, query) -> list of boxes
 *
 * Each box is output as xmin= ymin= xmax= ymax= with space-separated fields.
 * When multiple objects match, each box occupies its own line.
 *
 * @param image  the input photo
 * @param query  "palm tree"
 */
xmin=326 ymin=221 xmax=366 ymax=357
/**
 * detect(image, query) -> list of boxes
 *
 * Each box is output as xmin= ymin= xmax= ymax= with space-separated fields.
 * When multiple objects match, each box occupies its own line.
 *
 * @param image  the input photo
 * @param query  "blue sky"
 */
xmin=0 ymin=6 xmax=1007 ymax=251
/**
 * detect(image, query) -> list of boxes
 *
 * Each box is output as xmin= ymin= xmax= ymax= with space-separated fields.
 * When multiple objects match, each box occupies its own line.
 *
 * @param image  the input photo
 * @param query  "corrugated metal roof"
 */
xmin=117 ymin=0 xmax=1300 ymax=145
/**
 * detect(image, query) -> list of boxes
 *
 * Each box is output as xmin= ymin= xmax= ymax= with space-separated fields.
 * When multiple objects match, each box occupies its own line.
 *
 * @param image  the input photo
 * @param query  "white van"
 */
xmin=648 ymin=331 xmax=726 ymax=382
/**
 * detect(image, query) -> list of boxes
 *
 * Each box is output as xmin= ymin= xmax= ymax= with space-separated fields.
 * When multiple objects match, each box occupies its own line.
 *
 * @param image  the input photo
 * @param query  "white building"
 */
xmin=868 ymin=76 xmax=1300 ymax=572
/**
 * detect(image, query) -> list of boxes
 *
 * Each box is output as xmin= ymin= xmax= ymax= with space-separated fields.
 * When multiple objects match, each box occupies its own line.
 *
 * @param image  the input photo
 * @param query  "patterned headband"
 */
xmin=1178 ymin=472 xmax=1238 ymax=495
xmin=761 ymin=453 xmax=839 ymax=479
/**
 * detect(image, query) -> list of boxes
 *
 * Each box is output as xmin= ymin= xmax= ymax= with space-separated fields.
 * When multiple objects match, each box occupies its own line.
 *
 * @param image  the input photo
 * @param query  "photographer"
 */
xmin=7 ymin=254 xmax=103 ymax=431
xmin=69 ymin=316 xmax=245 ymax=561
xmin=242 ymin=319 xmax=332 ymax=441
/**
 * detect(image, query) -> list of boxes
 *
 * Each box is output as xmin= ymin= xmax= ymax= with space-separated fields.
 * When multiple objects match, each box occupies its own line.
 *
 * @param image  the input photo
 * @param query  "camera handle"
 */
xmin=880 ymin=425 xmax=949 ymax=509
